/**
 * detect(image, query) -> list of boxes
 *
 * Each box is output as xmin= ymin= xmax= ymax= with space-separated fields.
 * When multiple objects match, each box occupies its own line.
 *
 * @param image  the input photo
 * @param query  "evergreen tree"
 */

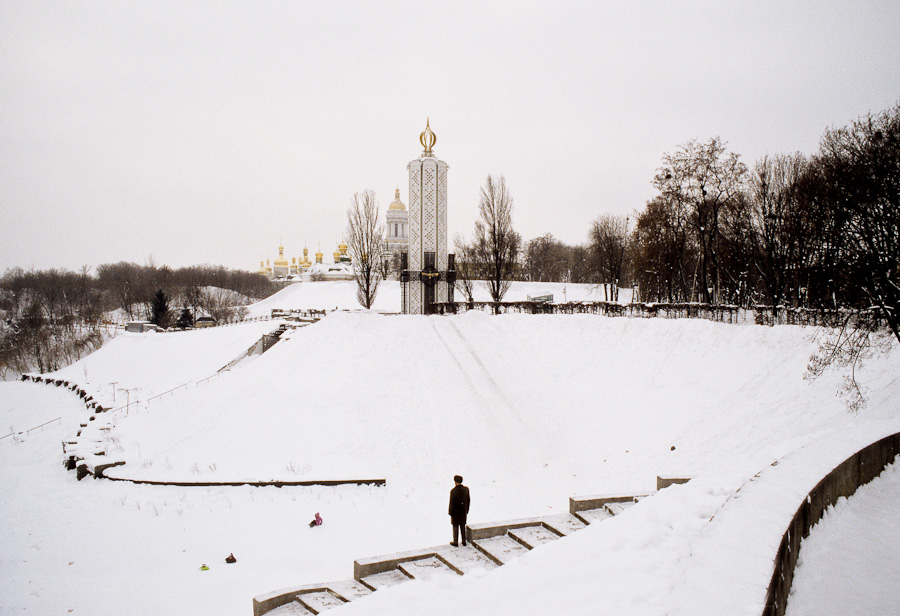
xmin=176 ymin=307 xmax=193 ymax=329
xmin=150 ymin=289 xmax=170 ymax=328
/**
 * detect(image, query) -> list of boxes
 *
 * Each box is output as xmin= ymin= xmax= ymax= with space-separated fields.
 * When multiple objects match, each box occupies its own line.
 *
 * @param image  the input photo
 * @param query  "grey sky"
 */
xmin=2 ymin=1 xmax=899 ymax=272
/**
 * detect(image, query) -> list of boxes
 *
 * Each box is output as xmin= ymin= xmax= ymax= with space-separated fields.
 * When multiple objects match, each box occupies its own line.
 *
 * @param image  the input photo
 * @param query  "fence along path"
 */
xmin=431 ymin=300 xmax=890 ymax=329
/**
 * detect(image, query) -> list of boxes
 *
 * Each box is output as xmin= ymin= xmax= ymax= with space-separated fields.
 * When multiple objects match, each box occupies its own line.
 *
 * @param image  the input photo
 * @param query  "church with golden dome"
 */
xmin=257 ymin=241 xmax=356 ymax=281
xmin=256 ymin=189 xmax=410 ymax=282
xmin=257 ymin=242 xmax=313 ymax=279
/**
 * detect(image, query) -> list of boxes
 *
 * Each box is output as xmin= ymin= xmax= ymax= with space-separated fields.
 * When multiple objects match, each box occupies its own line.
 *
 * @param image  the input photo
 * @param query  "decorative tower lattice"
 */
xmin=402 ymin=119 xmax=455 ymax=314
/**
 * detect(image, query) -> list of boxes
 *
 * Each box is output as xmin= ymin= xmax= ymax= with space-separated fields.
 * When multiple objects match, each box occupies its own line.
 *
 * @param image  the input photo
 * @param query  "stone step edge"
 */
xmin=396 ymin=554 xmax=465 ymax=590
xmin=253 ymin=582 xmax=361 ymax=616
xmin=296 ymin=589 xmax=349 ymax=614
xmin=354 ymin=545 xmax=457 ymax=580
xmin=466 ymin=514 xmax=578 ymax=541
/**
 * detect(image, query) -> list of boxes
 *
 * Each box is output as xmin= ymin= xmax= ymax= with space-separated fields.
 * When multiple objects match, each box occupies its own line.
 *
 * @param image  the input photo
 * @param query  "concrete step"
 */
xmin=252 ymin=580 xmax=371 ymax=616
xmin=324 ymin=579 xmax=372 ymax=601
xmin=472 ymin=535 xmax=531 ymax=565
xmin=359 ymin=568 xmax=412 ymax=591
xmin=604 ymin=500 xmax=637 ymax=516
xmin=398 ymin=556 xmax=461 ymax=581
xmin=433 ymin=544 xmax=498 ymax=574
xmin=541 ymin=513 xmax=587 ymax=536
xmin=296 ymin=590 xmax=346 ymax=614
xmin=573 ymin=507 xmax=613 ymax=525
xmin=266 ymin=602 xmax=313 ymax=616
xmin=570 ymin=492 xmax=651 ymax=524
xmin=508 ymin=524 xmax=562 ymax=549
xmin=468 ymin=514 xmax=576 ymax=540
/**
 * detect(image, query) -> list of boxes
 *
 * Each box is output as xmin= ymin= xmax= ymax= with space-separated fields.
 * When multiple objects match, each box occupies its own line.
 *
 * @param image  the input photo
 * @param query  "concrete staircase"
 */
xmin=252 ymin=477 xmax=689 ymax=616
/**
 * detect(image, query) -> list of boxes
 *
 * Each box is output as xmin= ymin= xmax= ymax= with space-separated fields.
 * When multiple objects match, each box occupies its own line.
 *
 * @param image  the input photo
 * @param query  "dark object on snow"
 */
xmin=449 ymin=476 xmax=470 ymax=547
xmin=225 ymin=553 xmax=236 ymax=563
xmin=309 ymin=512 xmax=323 ymax=528
xmin=671 ymin=445 xmax=676 ymax=451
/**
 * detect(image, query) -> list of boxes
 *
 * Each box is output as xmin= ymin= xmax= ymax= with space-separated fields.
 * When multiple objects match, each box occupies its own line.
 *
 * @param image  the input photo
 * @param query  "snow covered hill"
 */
xmin=1 ymin=282 xmax=898 ymax=616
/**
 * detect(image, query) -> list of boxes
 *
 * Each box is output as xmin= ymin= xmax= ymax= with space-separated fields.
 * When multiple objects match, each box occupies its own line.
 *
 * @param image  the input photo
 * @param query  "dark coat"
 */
xmin=449 ymin=484 xmax=470 ymax=524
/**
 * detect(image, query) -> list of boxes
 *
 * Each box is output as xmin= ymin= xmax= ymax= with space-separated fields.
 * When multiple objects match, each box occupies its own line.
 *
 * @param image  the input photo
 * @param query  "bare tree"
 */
xmin=522 ymin=233 xmax=570 ymax=282
xmin=589 ymin=215 xmax=630 ymax=301
xmin=747 ymin=154 xmax=812 ymax=308
xmin=654 ymin=137 xmax=747 ymax=303
xmin=815 ymin=102 xmax=900 ymax=345
xmin=346 ymin=190 xmax=385 ymax=309
xmin=471 ymin=175 xmax=520 ymax=306
xmin=452 ymin=235 xmax=477 ymax=304
xmin=198 ymin=287 xmax=246 ymax=324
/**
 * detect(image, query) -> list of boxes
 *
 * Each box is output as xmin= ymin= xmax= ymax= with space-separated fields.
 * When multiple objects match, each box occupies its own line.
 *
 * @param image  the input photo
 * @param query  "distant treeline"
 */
xmin=0 ymin=263 xmax=277 ymax=377
xmin=514 ymin=102 xmax=899 ymax=344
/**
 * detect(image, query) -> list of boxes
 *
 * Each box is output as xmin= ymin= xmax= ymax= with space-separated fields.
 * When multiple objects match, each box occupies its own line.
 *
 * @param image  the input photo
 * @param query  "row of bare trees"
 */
xmin=501 ymin=103 xmax=898 ymax=344
xmin=0 ymin=263 xmax=277 ymax=377
xmin=632 ymin=102 xmax=898 ymax=340
xmin=91 ymin=262 xmax=275 ymax=320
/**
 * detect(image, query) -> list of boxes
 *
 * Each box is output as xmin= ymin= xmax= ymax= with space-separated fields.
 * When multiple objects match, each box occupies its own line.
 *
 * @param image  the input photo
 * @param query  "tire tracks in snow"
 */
xmin=428 ymin=320 xmax=520 ymax=453
xmin=446 ymin=320 xmax=521 ymax=420
xmin=429 ymin=319 xmax=552 ymax=472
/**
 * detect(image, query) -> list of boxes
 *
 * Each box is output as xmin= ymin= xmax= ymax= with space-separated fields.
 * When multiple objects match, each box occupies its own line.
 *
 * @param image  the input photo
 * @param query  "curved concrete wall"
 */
xmin=762 ymin=432 xmax=900 ymax=616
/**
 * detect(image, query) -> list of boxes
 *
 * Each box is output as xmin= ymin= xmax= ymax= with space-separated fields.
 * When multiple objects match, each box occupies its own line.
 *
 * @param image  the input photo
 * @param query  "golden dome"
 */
xmin=388 ymin=188 xmax=406 ymax=211
xmin=274 ymin=242 xmax=288 ymax=266
xmin=338 ymin=241 xmax=348 ymax=255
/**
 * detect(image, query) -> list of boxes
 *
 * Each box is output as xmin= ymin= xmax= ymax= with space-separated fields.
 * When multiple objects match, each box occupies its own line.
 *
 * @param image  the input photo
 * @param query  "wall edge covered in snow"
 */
xmin=763 ymin=432 xmax=900 ymax=616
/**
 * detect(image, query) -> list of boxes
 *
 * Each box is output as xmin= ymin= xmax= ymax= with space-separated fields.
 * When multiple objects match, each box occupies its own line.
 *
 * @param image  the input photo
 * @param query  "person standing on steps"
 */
xmin=449 ymin=475 xmax=470 ymax=547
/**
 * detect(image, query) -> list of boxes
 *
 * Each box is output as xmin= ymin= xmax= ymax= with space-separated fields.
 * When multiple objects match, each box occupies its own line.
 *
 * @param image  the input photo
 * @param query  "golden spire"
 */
xmin=420 ymin=118 xmax=436 ymax=156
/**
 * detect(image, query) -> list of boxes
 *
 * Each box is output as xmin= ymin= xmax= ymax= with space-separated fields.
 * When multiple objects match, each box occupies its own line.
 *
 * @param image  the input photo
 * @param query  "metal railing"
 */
xmin=147 ymin=383 xmax=189 ymax=403
xmin=1 ymin=416 xmax=63 ymax=441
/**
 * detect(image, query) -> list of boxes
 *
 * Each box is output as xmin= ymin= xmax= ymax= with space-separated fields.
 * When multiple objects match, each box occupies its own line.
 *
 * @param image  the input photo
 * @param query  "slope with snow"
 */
xmin=1 ymin=280 xmax=897 ymax=616
xmin=50 ymin=320 xmax=284 ymax=407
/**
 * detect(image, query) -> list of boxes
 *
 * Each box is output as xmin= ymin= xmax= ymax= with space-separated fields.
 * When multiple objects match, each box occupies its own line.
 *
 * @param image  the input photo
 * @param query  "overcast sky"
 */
xmin=2 ymin=1 xmax=899 ymax=273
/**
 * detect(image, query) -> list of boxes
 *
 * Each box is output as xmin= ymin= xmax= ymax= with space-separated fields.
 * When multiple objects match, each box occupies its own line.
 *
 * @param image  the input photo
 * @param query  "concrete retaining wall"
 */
xmin=568 ymin=492 xmax=651 ymax=514
xmin=762 ymin=432 xmax=900 ymax=616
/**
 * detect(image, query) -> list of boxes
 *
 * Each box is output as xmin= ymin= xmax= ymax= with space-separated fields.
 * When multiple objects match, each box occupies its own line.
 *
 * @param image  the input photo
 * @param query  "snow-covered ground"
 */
xmin=246 ymin=279 xmax=628 ymax=317
xmin=1 ymin=280 xmax=897 ymax=616
xmin=786 ymin=458 xmax=900 ymax=616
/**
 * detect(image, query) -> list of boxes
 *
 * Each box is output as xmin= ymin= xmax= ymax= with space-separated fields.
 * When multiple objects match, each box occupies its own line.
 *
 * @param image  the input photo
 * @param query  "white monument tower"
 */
xmin=401 ymin=119 xmax=455 ymax=314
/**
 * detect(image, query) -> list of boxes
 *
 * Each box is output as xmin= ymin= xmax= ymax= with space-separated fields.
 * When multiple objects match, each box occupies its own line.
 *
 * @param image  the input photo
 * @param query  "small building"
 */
xmin=126 ymin=321 xmax=158 ymax=333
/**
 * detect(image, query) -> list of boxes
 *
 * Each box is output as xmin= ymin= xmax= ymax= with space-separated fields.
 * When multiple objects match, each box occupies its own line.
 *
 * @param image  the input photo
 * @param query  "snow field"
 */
xmin=2 ymin=280 xmax=898 ymax=616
